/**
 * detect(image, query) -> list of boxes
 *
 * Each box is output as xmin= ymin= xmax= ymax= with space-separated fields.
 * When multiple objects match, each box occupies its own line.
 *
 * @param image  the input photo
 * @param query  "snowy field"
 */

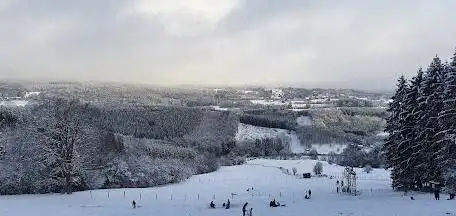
xmin=1 ymin=159 xmax=454 ymax=216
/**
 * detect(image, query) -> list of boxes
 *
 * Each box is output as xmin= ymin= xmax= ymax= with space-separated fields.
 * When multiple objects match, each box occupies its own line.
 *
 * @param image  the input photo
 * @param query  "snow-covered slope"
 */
xmin=235 ymin=123 xmax=305 ymax=153
xmin=235 ymin=123 xmax=286 ymax=141
xmin=0 ymin=100 xmax=28 ymax=107
xmin=310 ymin=143 xmax=347 ymax=154
xmin=1 ymin=159 xmax=453 ymax=216
xmin=296 ymin=116 xmax=312 ymax=126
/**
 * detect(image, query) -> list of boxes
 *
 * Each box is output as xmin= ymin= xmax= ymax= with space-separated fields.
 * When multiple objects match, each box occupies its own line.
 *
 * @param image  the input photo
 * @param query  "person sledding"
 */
xmin=209 ymin=200 xmax=216 ymax=208
xmin=269 ymin=199 xmax=276 ymax=207
xmin=269 ymin=199 xmax=285 ymax=207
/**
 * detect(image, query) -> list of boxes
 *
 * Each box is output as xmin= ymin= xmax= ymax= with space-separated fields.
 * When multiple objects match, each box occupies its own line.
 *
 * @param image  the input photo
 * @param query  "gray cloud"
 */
xmin=0 ymin=0 xmax=455 ymax=90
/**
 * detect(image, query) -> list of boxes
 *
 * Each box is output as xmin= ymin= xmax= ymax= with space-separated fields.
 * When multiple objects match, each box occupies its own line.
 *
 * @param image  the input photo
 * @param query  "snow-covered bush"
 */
xmin=313 ymin=162 xmax=323 ymax=175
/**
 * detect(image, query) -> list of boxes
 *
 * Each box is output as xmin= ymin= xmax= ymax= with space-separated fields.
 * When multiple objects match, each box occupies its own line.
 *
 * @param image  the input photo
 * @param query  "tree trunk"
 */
xmin=65 ymin=174 xmax=72 ymax=194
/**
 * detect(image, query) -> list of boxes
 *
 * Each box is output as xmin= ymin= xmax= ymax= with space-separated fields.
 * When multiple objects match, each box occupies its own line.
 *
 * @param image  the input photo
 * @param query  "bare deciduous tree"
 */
xmin=43 ymin=98 xmax=85 ymax=194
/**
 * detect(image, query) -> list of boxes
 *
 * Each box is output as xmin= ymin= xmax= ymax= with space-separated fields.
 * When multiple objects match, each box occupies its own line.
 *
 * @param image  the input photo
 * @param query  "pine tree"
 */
xmin=383 ymin=75 xmax=408 ymax=189
xmin=414 ymin=56 xmax=446 ymax=183
xmin=438 ymin=50 xmax=456 ymax=182
xmin=393 ymin=69 xmax=424 ymax=190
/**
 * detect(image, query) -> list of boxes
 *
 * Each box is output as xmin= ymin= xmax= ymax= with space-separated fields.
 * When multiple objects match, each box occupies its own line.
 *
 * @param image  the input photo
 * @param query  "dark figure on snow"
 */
xmin=225 ymin=199 xmax=231 ymax=209
xmin=308 ymin=189 xmax=312 ymax=198
xmin=242 ymin=202 xmax=249 ymax=216
xmin=434 ymin=188 xmax=440 ymax=200
xmin=341 ymin=181 xmax=344 ymax=187
xmin=305 ymin=194 xmax=310 ymax=199
xmin=210 ymin=201 xmax=215 ymax=208
xmin=336 ymin=180 xmax=340 ymax=193
xmin=448 ymin=193 xmax=455 ymax=200
xmin=410 ymin=196 xmax=415 ymax=200
xmin=249 ymin=207 xmax=253 ymax=216
xmin=132 ymin=200 xmax=136 ymax=208
xmin=270 ymin=199 xmax=279 ymax=207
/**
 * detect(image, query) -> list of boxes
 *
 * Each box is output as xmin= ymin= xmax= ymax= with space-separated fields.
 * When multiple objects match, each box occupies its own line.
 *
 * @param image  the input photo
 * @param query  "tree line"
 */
xmin=384 ymin=49 xmax=456 ymax=194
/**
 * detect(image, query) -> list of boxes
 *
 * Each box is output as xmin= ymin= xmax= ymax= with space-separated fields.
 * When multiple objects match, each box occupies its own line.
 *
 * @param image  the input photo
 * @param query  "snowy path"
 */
xmin=0 ymin=159 xmax=454 ymax=216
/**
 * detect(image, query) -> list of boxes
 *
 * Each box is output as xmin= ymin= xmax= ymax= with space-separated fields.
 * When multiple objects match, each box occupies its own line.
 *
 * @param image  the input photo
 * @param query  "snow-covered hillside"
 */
xmin=311 ymin=143 xmax=347 ymax=154
xmin=0 ymin=100 xmax=28 ymax=107
xmin=1 ymin=159 xmax=453 ymax=216
xmin=235 ymin=121 xmax=347 ymax=155
xmin=235 ymin=123 xmax=287 ymax=142
xmin=235 ymin=123 xmax=305 ymax=153
xmin=296 ymin=116 xmax=312 ymax=126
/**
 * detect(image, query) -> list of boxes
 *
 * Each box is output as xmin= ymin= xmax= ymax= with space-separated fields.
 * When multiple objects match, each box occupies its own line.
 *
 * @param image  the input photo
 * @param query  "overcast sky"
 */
xmin=0 ymin=0 xmax=455 ymax=90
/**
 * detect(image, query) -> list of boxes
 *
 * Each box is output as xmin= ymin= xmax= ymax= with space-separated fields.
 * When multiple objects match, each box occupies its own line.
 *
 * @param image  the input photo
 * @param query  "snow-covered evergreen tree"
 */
xmin=383 ymin=76 xmax=408 ymax=189
xmin=438 ymin=50 xmax=456 ymax=190
xmin=414 ymin=56 xmax=446 ymax=183
xmin=394 ymin=69 xmax=423 ymax=189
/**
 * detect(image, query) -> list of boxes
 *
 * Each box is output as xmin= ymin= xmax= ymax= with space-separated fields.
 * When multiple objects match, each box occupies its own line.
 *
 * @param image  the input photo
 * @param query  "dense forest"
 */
xmin=0 ymin=98 xmax=238 ymax=195
xmin=384 ymin=50 xmax=456 ymax=195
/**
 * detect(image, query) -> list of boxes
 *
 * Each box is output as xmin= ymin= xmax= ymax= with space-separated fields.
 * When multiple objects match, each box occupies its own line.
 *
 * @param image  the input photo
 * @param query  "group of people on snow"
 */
xmin=210 ymin=199 xmax=231 ymax=209
xmin=210 ymin=200 xmax=252 ymax=215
